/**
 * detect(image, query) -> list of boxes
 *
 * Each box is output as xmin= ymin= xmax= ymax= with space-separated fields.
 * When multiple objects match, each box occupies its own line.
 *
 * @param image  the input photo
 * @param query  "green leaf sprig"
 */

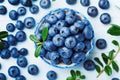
xmin=0 ymin=31 xmax=8 ymax=50
xmin=29 ymin=27 xmax=48 ymax=57
xmin=66 ymin=70 xmax=86 ymax=80
xmin=94 ymin=40 xmax=120 ymax=78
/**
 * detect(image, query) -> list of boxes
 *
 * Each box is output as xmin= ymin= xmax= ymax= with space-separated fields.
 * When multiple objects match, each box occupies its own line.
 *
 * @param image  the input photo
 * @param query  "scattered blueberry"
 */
xmin=10 ymin=47 xmax=19 ymax=58
xmin=83 ymin=59 xmax=95 ymax=71
xmin=8 ymin=0 xmax=19 ymax=5
xmin=47 ymin=70 xmax=57 ymax=80
xmin=65 ymin=36 xmax=76 ymax=48
xmin=17 ymin=56 xmax=28 ymax=67
xmin=24 ymin=17 xmax=35 ymax=29
xmin=1 ymin=49 xmax=11 ymax=59
xmin=40 ymin=0 xmax=51 ymax=9
xmin=7 ymin=34 xmax=17 ymax=46
xmin=28 ymin=64 xmax=39 ymax=75
xmin=0 ymin=73 xmax=6 ymax=80
xmin=112 ymin=78 xmax=120 ymax=80
xmin=17 ymin=7 xmax=26 ymax=16
xmin=29 ymin=4 xmax=39 ymax=14
xmin=9 ymin=10 xmax=19 ymax=20
xmin=8 ymin=66 xmax=20 ymax=78
xmin=80 ymin=0 xmax=90 ymax=6
xmin=15 ymin=30 xmax=26 ymax=42
xmin=98 ymin=0 xmax=110 ymax=9
xmin=16 ymin=75 xmax=26 ymax=80
xmin=15 ymin=20 xmax=24 ymax=30
xmin=87 ymin=6 xmax=98 ymax=17
xmin=19 ymin=48 xmax=28 ymax=56
xmin=20 ymin=0 xmax=32 ymax=7
xmin=0 ymin=0 xmax=4 ymax=3
xmin=100 ymin=13 xmax=111 ymax=24
xmin=6 ymin=23 xmax=15 ymax=32
xmin=2 ymin=41 xmax=10 ymax=49
xmin=0 ymin=5 xmax=7 ymax=15
xmin=96 ymin=38 xmax=107 ymax=49
xmin=66 ymin=0 xmax=77 ymax=5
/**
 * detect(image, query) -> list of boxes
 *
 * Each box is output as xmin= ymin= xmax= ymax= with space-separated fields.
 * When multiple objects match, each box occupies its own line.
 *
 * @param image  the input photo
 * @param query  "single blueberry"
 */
xmin=66 ymin=0 xmax=77 ymax=5
xmin=40 ymin=0 xmax=51 ymax=9
xmin=96 ymin=38 xmax=107 ymax=49
xmin=55 ymin=20 xmax=66 ymax=30
xmin=6 ymin=23 xmax=15 ymax=32
xmin=24 ymin=17 xmax=35 ymax=29
xmin=15 ymin=30 xmax=26 ymax=42
xmin=28 ymin=64 xmax=39 ymax=75
xmin=19 ymin=48 xmax=28 ymax=56
xmin=55 ymin=9 xmax=65 ymax=20
xmin=29 ymin=4 xmax=39 ymax=14
xmin=9 ymin=10 xmax=19 ymax=20
xmin=65 ymin=14 xmax=76 ymax=25
xmin=2 ymin=41 xmax=10 ymax=49
xmin=60 ymin=27 xmax=70 ymax=37
xmin=83 ymin=59 xmax=95 ymax=71
xmin=112 ymin=78 xmax=120 ymax=80
xmin=17 ymin=56 xmax=28 ymax=67
xmin=43 ymin=41 xmax=56 ymax=51
xmin=61 ymin=58 xmax=72 ymax=65
xmin=16 ymin=75 xmax=26 ymax=80
xmin=15 ymin=20 xmax=24 ymax=30
xmin=0 ymin=73 xmax=6 ymax=80
xmin=87 ymin=6 xmax=98 ymax=17
xmin=10 ymin=47 xmax=19 ymax=58
xmin=7 ymin=34 xmax=17 ymax=46
xmin=70 ymin=25 xmax=79 ymax=35
xmin=8 ymin=66 xmax=20 ymax=78
xmin=66 ymin=9 xmax=75 ymax=16
xmin=0 ymin=5 xmax=7 ymax=15
xmin=74 ymin=20 xmax=85 ymax=30
xmin=84 ymin=40 xmax=92 ymax=52
xmin=40 ymin=48 xmax=45 ymax=57
xmin=65 ymin=36 xmax=76 ymax=48
xmin=74 ymin=42 xmax=85 ymax=52
xmin=8 ymin=0 xmax=19 ymax=5
xmin=99 ymin=0 xmax=110 ymax=9
xmin=49 ymin=51 xmax=59 ymax=61
xmin=46 ymin=70 xmax=57 ymax=80
xmin=0 ymin=0 xmax=4 ymax=3
xmin=80 ymin=0 xmax=90 ymax=6
xmin=75 ymin=33 xmax=85 ymax=42
xmin=17 ymin=7 xmax=26 ymax=16
xmin=49 ymin=26 xmax=58 ymax=37
xmin=100 ymin=13 xmax=111 ymax=24
xmin=1 ymin=49 xmax=11 ymax=59
xmin=45 ymin=14 xmax=57 ymax=24
xmin=20 ymin=0 xmax=32 ymax=7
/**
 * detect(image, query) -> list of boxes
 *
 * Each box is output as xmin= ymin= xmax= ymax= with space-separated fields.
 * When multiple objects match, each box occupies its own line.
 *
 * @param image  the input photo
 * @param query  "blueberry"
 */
xmin=9 ymin=10 xmax=19 ymax=20
xmin=6 ymin=23 xmax=15 ymax=32
xmin=70 ymin=25 xmax=79 ymax=35
xmin=83 ymin=59 xmax=95 ymax=71
xmin=100 ymin=13 xmax=111 ymax=24
xmin=66 ymin=0 xmax=77 ymax=5
xmin=0 ymin=73 xmax=6 ymax=80
xmin=8 ymin=0 xmax=19 ymax=5
xmin=60 ymin=27 xmax=70 ymax=37
xmin=83 ymin=25 xmax=94 ymax=40
xmin=99 ymin=0 xmax=110 ymax=9
xmin=29 ymin=4 xmax=39 ymax=14
xmin=7 ymin=34 xmax=17 ymax=46
xmin=75 ymin=33 xmax=85 ymax=42
xmin=80 ymin=0 xmax=90 ymax=6
xmin=65 ymin=14 xmax=76 ymax=25
xmin=2 ymin=41 xmax=10 ymax=49
xmin=36 ymin=33 xmax=42 ymax=41
xmin=0 ymin=64 xmax=1 ymax=70
xmin=43 ymin=41 xmax=56 ymax=51
xmin=45 ymin=14 xmax=57 ymax=24
xmin=19 ymin=48 xmax=28 ymax=56
xmin=71 ymin=52 xmax=85 ymax=63
xmin=24 ymin=17 xmax=35 ymax=29
xmin=16 ymin=20 xmax=24 ymax=30
xmin=15 ymin=30 xmax=26 ymax=42
xmin=87 ymin=6 xmax=98 ymax=17
xmin=61 ymin=58 xmax=72 ymax=65
xmin=49 ymin=26 xmax=58 ymax=37
xmin=40 ymin=48 xmax=45 ymax=57
xmin=17 ymin=7 xmax=26 ymax=16
xmin=17 ymin=56 xmax=28 ymax=67
xmin=51 ymin=58 xmax=60 ymax=65
xmin=74 ymin=42 xmax=85 ymax=52
xmin=82 ymin=19 xmax=89 ymax=26
xmin=66 ymin=9 xmax=75 ymax=16
xmin=96 ymin=38 xmax=107 ymax=49
xmin=58 ymin=47 xmax=73 ymax=58
xmin=16 ymin=75 xmax=26 ymax=80
xmin=55 ymin=20 xmax=66 ymax=30
xmin=45 ymin=51 xmax=50 ymax=60
xmin=55 ymin=9 xmax=65 ymax=20
xmin=84 ymin=40 xmax=91 ymax=52
xmin=40 ymin=0 xmax=51 ymax=9
xmin=0 ymin=0 xmax=4 ymax=3
xmin=112 ymin=78 xmax=120 ymax=80
xmin=46 ymin=70 xmax=57 ymax=80
xmin=49 ymin=51 xmax=59 ymax=60
xmin=65 ymin=36 xmax=76 ymax=48
xmin=20 ymin=0 xmax=32 ymax=7
xmin=10 ymin=47 xmax=19 ymax=58
xmin=0 ymin=5 xmax=7 ymax=15
xmin=74 ymin=20 xmax=85 ymax=30
xmin=1 ymin=49 xmax=11 ymax=59
xmin=28 ymin=64 xmax=39 ymax=75
xmin=8 ymin=66 xmax=20 ymax=78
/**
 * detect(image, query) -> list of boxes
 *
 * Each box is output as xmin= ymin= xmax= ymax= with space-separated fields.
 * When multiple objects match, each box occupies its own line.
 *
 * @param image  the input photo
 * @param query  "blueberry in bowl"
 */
xmin=34 ymin=8 xmax=94 ymax=68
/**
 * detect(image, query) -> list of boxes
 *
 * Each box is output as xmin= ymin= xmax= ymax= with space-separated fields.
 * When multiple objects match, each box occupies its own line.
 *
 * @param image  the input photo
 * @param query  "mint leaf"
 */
xmin=76 ymin=70 xmax=81 ymax=77
xmin=0 ymin=42 xmax=4 ymax=50
xmin=35 ymin=45 xmax=42 ymax=57
xmin=29 ymin=34 xmax=40 ymax=43
xmin=42 ymin=27 xmax=48 ymax=41
xmin=109 ymin=49 xmax=115 ymax=60
xmin=107 ymin=24 xmax=120 ymax=36
xmin=104 ymin=65 xmax=112 ymax=76
xmin=112 ymin=40 xmax=119 ymax=47
xmin=94 ymin=57 xmax=104 ymax=67
xmin=112 ymin=61 xmax=119 ymax=72
xmin=70 ymin=70 xmax=76 ymax=79
xmin=66 ymin=76 xmax=74 ymax=80
xmin=80 ymin=75 xmax=86 ymax=79
xmin=102 ymin=53 xmax=108 ymax=64
xmin=95 ymin=65 xmax=101 ymax=73
xmin=0 ymin=31 xmax=8 ymax=39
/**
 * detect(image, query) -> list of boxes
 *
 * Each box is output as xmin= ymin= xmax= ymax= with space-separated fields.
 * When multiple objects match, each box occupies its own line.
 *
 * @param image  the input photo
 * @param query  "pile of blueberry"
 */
xmin=35 ymin=8 xmax=94 ymax=67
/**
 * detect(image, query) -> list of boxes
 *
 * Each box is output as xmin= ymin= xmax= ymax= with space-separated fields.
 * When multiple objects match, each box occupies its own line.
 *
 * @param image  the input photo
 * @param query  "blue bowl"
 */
xmin=35 ymin=8 xmax=94 ymax=69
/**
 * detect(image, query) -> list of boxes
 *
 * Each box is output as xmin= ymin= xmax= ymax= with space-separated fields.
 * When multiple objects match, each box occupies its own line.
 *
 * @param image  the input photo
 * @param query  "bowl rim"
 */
xmin=34 ymin=8 xmax=95 ymax=69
